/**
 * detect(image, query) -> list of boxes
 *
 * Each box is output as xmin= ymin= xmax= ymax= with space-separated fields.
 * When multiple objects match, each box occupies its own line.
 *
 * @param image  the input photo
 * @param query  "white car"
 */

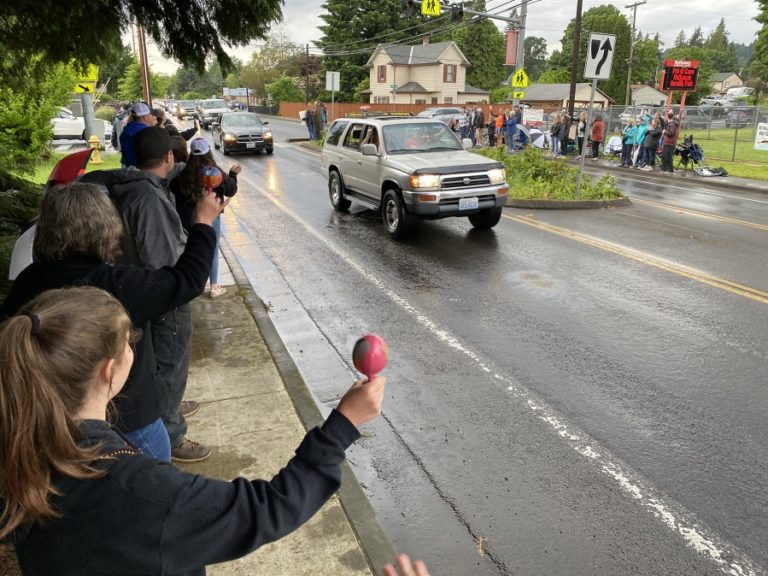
xmin=51 ymin=107 xmax=113 ymax=141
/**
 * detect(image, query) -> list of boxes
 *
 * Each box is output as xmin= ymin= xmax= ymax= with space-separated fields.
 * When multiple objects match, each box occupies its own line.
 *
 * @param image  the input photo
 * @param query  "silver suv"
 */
xmin=196 ymin=99 xmax=229 ymax=129
xmin=320 ymin=117 xmax=508 ymax=239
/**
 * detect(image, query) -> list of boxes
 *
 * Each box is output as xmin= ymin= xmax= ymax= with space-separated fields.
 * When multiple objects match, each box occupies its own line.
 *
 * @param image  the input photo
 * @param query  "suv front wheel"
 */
xmin=468 ymin=207 xmax=502 ymax=229
xmin=383 ymin=189 xmax=412 ymax=240
xmin=329 ymin=171 xmax=351 ymax=211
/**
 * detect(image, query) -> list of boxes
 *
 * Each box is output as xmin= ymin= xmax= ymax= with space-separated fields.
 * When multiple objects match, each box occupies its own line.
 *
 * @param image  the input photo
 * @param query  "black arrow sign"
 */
xmin=594 ymin=38 xmax=612 ymax=76
xmin=77 ymin=83 xmax=92 ymax=92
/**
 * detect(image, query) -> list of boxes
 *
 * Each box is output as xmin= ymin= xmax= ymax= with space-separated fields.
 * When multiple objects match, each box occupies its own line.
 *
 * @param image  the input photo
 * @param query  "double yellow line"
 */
xmin=503 ymin=213 xmax=768 ymax=305
xmin=631 ymin=198 xmax=768 ymax=232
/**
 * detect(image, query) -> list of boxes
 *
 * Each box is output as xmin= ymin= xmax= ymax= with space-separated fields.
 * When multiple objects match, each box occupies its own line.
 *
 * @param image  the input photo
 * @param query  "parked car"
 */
xmin=725 ymin=108 xmax=765 ymax=128
xmin=320 ymin=117 xmax=508 ymax=240
xmin=51 ymin=107 xmax=113 ymax=142
xmin=679 ymin=108 xmax=715 ymax=129
xmin=195 ymin=99 xmax=229 ymax=129
xmin=174 ymin=100 xmax=196 ymax=119
xmin=416 ymin=107 xmax=462 ymax=125
xmin=699 ymin=95 xmax=738 ymax=108
xmin=212 ymin=112 xmax=273 ymax=155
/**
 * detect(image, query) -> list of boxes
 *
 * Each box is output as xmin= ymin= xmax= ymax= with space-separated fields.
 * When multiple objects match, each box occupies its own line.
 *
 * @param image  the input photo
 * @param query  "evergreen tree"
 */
xmin=705 ymin=19 xmax=739 ymax=72
xmin=688 ymin=27 xmax=705 ymax=47
xmin=317 ymin=0 xmax=446 ymax=101
xmin=451 ymin=1 xmax=506 ymax=91
xmin=674 ymin=31 xmax=687 ymax=48
xmin=747 ymin=0 xmax=768 ymax=100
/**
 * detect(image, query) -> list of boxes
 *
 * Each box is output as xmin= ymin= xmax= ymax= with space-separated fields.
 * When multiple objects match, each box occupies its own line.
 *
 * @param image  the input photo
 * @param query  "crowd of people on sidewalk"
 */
xmin=0 ymin=100 xmax=436 ymax=575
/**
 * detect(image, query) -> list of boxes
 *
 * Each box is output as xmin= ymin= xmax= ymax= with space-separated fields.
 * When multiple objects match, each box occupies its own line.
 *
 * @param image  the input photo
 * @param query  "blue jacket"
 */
xmin=119 ymin=121 xmax=150 ymax=167
xmin=634 ymin=123 xmax=648 ymax=146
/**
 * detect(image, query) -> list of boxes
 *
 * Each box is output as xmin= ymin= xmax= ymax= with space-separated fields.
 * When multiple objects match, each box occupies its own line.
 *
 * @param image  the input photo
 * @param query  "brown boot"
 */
xmin=171 ymin=438 xmax=211 ymax=463
xmin=180 ymin=400 xmax=200 ymax=418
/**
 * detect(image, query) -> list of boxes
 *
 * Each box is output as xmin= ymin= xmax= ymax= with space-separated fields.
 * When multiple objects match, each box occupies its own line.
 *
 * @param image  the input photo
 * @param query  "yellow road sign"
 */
xmin=421 ymin=0 xmax=441 ymax=16
xmin=74 ymin=82 xmax=95 ymax=94
xmin=512 ymin=91 xmax=525 ymax=99
xmin=70 ymin=63 xmax=99 ymax=83
xmin=511 ymin=68 xmax=529 ymax=88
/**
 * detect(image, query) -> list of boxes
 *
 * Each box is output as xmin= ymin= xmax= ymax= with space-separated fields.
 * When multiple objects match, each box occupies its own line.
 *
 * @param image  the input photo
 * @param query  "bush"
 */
xmin=95 ymin=106 xmax=115 ymax=122
xmin=475 ymin=146 xmax=622 ymax=201
xmin=182 ymin=91 xmax=202 ymax=100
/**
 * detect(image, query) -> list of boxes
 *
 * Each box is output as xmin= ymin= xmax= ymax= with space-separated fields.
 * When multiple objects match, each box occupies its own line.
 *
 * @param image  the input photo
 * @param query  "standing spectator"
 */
xmin=495 ymin=109 xmax=506 ymax=148
xmin=505 ymin=109 xmax=517 ymax=152
xmin=119 ymin=102 xmax=157 ymax=168
xmin=589 ymin=114 xmax=605 ymax=161
xmin=660 ymin=110 xmax=679 ymax=173
xmin=468 ymin=106 xmax=477 ymax=146
xmin=111 ymin=102 xmax=131 ymax=151
xmin=486 ymin=108 xmax=496 ymax=147
xmin=171 ymin=138 xmax=241 ymax=299
xmin=159 ymin=108 xmax=199 ymax=141
xmin=0 ymin=182 xmax=222 ymax=462
xmin=514 ymin=105 xmax=523 ymax=125
xmin=640 ymin=117 xmax=663 ymax=171
xmin=109 ymin=127 xmax=211 ymax=463
xmin=620 ymin=119 xmax=637 ymax=167
xmin=304 ymin=103 xmax=316 ymax=140
xmin=558 ymin=113 xmax=570 ymax=156
xmin=550 ymin=113 xmax=562 ymax=157
xmin=633 ymin=116 xmax=650 ymax=168
xmin=459 ymin=107 xmax=469 ymax=140
xmin=576 ymin=111 xmax=588 ymax=159
xmin=474 ymin=105 xmax=486 ymax=147
xmin=0 ymin=286 xmax=386 ymax=575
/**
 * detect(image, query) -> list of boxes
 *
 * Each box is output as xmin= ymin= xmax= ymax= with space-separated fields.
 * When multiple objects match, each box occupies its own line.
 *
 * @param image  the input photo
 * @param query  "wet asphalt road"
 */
xmin=193 ymin=117 xmax=768 ymax=575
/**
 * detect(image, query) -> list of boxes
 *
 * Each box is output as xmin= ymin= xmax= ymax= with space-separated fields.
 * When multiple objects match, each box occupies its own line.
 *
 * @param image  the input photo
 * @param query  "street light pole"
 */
xmin=624 ymin=0 xmax=646 ymax=105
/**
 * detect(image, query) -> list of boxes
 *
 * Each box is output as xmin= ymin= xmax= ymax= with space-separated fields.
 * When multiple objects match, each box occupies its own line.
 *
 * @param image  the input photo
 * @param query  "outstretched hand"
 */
xmin=194 ymin=190 xmax=228 ymax=226
xmin=383 ymin=554 xmax=431 ymax=576
xmin=336 ymin=375 xmax=385 ymax=428
xmin=228 ymin=163 xmax=242 ymax=175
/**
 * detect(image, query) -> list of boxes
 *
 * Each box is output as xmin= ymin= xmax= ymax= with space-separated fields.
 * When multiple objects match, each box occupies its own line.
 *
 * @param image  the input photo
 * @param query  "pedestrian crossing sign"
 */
xmin=512 ymin=91 xmax=525 ymax=99
xmin=421 ymin=0 xmax=441 ymax=16
xmin=511 ymin=68 xmax=529 ymax=88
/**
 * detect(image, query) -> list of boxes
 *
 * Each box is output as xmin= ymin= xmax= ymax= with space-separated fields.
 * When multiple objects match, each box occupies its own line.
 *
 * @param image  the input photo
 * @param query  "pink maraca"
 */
xmin=352 ymin=334 xmax=389 ymax=380
xmin=200 ymin=165 xmax=223 ymax=192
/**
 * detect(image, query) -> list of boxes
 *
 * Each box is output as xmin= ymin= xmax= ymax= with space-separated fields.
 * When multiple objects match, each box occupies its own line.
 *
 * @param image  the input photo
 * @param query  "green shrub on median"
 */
xmin=475 ymin=146 xmax=623 ymax=201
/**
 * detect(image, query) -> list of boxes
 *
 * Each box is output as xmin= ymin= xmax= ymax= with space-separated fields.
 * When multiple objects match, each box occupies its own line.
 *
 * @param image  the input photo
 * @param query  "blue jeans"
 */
xmin=551 ymin=136 xmax=560 ymax=155
xmin=307 ymin=122 xmax=315 ymax=140
xmin=210 ymin=217 xmax=221 ymax=285
xmin=123 ymin=417 xmax=171 ymax=462
xmin=506 ymin=129 xmax=517 ymax=151
xmin=152 ymin=304 xmax=192 ymax=448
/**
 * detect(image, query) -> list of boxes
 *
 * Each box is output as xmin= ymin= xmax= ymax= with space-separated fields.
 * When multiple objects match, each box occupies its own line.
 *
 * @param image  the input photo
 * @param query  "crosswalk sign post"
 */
xmin=421 ymin=0 xmax=441 ymax=16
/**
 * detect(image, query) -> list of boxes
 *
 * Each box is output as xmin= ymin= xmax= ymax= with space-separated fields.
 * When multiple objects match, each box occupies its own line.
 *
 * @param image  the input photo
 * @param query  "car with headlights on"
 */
xmin=212 ymin=112 xmax=273 ymax=155
xmin=174 ymin=100 xmax=196 ymax=119
xmin=320 ymin=116 xmax=508 ymax=240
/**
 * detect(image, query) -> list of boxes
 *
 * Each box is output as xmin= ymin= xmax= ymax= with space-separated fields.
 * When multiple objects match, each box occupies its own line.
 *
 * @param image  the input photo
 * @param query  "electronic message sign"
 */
xmin=662 ymin=60 xmax=700 ymax=91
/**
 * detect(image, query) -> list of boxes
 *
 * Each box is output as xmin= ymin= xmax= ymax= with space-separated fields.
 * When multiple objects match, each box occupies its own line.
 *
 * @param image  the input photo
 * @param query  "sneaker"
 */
xmin=180 ymin=400 xmax=200 ymax=418
xmin=171 ymin=438 xmax=211 ymax=463
xmin=641 ymin=166 xmax=653 ymax=171
xmin=208 ymin=285 xmax=227 ymax=299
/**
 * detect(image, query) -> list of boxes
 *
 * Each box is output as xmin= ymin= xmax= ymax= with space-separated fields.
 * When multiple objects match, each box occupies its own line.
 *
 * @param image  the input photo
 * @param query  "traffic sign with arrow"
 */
xmin=583 ymin=33 xmax=615 ymax=80
xmin=512 ymin=91 xmax=525 ymax=99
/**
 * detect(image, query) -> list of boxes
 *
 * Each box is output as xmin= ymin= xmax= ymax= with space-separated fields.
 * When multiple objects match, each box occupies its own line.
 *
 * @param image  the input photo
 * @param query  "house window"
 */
xmin=443 ymin=64 xmax=457 ymax=83
xmin=431 ymin=97 xmax=438 ymax=104
xmin=415 ymin=99 xmax=426 ymax=104
xmin=375 ymin=96 xmax=389 ymax=104
xmin=377 ymin=65 xmax=386 ymax=83
xmin=444 ymin=97 xmax=453 ymax=104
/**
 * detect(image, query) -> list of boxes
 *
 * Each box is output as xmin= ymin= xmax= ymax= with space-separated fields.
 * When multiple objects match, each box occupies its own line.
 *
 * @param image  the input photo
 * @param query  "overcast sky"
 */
xmin=145 ymin=0 xmax=760 ymax=75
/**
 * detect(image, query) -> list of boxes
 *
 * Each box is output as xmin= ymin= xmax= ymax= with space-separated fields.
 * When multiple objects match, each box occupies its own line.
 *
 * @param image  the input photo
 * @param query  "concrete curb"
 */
xmin=218 ymin=237 xmax=397 ymax=575
xmin=504 ymin=196 xmax=631 ymax=210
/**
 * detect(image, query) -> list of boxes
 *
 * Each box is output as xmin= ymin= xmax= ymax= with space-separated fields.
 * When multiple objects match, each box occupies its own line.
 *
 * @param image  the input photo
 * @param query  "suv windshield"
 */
xmin=383 ymin=122 xmax=462 ymax=154
xmin=202 ymin=100 xmax=226 ymax=109
xmin=222 ymin=114 xmax=262 ymax=128
xmin=178 ymin=101 xmax=195 ymax=108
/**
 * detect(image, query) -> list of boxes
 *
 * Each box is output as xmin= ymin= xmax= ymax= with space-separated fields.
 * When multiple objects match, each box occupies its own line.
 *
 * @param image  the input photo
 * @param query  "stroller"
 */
xmin=604 ymin=135 xmax=623 ymax=163
xmin=675 ymin=135 xmax=727 ymax=176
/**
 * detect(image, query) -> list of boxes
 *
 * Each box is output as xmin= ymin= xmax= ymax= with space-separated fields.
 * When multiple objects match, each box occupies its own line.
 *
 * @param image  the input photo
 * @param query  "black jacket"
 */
xmin=0 ymin=224 xmax=215 ymax=432
xmin=12 ymin=412 xmax=359 ymax=575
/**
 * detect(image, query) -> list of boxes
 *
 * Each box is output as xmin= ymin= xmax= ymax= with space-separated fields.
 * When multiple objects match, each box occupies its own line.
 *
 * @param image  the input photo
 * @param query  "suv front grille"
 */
xmin=441 ymin=174 xmax=491 ymax=190
xmin=439 ymin=194 xmax=496 ymax=206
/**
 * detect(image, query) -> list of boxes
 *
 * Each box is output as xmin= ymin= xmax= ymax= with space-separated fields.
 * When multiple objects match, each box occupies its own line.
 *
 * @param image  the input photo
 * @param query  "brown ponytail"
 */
xmin=0 ymin=287 xmax=132 ymax=540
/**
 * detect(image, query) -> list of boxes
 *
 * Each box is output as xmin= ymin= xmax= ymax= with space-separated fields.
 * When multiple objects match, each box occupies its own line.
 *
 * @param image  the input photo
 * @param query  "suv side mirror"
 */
xmin=361 ymin=143 xmax=379 ymax=156
xmin=263 ymin=121 xmax=270 ymax=126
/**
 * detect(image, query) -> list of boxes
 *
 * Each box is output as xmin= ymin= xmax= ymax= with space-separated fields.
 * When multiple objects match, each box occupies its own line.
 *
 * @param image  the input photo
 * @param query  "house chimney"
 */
xmin=422 ymin=36 xmax=429 ymax=45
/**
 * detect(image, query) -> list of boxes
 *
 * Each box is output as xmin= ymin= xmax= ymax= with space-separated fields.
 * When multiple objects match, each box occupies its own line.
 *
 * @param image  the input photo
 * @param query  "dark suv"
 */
xmin=212 ymin=112 xmax=273 ymax=155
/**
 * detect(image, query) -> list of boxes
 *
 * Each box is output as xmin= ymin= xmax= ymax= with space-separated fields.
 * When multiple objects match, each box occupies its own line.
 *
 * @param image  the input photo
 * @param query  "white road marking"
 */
xmin=233 ymin=171 xmax=760 ymax=576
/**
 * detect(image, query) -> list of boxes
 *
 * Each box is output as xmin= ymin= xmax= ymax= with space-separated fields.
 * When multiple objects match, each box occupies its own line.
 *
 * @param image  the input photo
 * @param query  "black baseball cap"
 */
xmin=134 ymin=126 xmax=174 ymax=167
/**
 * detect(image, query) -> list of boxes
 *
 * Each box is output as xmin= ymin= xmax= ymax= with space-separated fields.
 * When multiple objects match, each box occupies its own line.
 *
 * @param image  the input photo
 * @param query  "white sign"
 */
xmin=584 ymin=33 xmax=616 ymax=80
xmin=523 ymin=108 xmax=544 ymax=127
xmin=755 ymin=123 xmax=768 ymax=151
xmin=326 ymin=71 xmax=340 ymax=92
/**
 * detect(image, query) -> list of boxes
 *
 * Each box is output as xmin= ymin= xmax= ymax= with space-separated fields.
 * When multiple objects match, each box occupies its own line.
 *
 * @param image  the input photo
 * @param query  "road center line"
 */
xmin=630 ymin=197 xmax=768 ymax=231
xmin=234 ymin=172 xmax=760 ymax=576
xmin=503 ymin=213 xmax=768 ymax=305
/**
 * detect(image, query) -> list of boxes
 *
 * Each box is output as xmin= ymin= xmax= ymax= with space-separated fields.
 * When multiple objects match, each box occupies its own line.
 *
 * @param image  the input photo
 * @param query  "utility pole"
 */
xmin=624 ymin=0 xmax=646 ymax=105
xmin=514 ymin=0 xmax=527 ymax=73
xmin=304 ymin=43 xmax=310 ymax=104
xmin=137 ymin=25 xmax=152 ymax=105
xmin=567 ymin=0 xmax=583 ymax=119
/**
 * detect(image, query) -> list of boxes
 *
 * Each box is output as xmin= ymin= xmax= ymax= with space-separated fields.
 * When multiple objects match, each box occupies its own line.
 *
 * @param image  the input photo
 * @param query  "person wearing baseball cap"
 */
xmin=119 ymin=101 xmax=157 ymax=168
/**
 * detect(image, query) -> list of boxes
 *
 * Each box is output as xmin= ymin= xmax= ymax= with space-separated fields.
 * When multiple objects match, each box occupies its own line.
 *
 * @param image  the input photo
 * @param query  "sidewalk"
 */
xmin=178 ymin=245 xmax=395 ymax=575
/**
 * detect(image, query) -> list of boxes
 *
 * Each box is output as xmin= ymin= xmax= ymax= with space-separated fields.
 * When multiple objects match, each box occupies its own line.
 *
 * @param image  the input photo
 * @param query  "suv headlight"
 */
xmin=223 ymin=133 xmax=237 ymax=143
xmin=409 ymin=174 xmax=440 ymax=189
xmin=488 ymin=168 xmax=506 ymax=185
xmin=263 ymin=131 xmax=273 ymax=140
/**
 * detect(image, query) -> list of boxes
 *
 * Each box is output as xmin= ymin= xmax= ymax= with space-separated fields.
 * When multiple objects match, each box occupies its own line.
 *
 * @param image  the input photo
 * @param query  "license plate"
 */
xmin=246 ymin=142 xmax=256 ymax=149
xmin=459 ymin=197 xmax=479 ymax=210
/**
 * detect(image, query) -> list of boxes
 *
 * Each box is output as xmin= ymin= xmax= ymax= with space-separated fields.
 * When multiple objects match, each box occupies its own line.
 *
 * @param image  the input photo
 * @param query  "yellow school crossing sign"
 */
xmin=421 ymin=0 xmax=441 ymax=16
xmin=511 ymin=68 xmax=529 ymax=88
xmin=512 ymin=91 xmax=525 ymax=99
